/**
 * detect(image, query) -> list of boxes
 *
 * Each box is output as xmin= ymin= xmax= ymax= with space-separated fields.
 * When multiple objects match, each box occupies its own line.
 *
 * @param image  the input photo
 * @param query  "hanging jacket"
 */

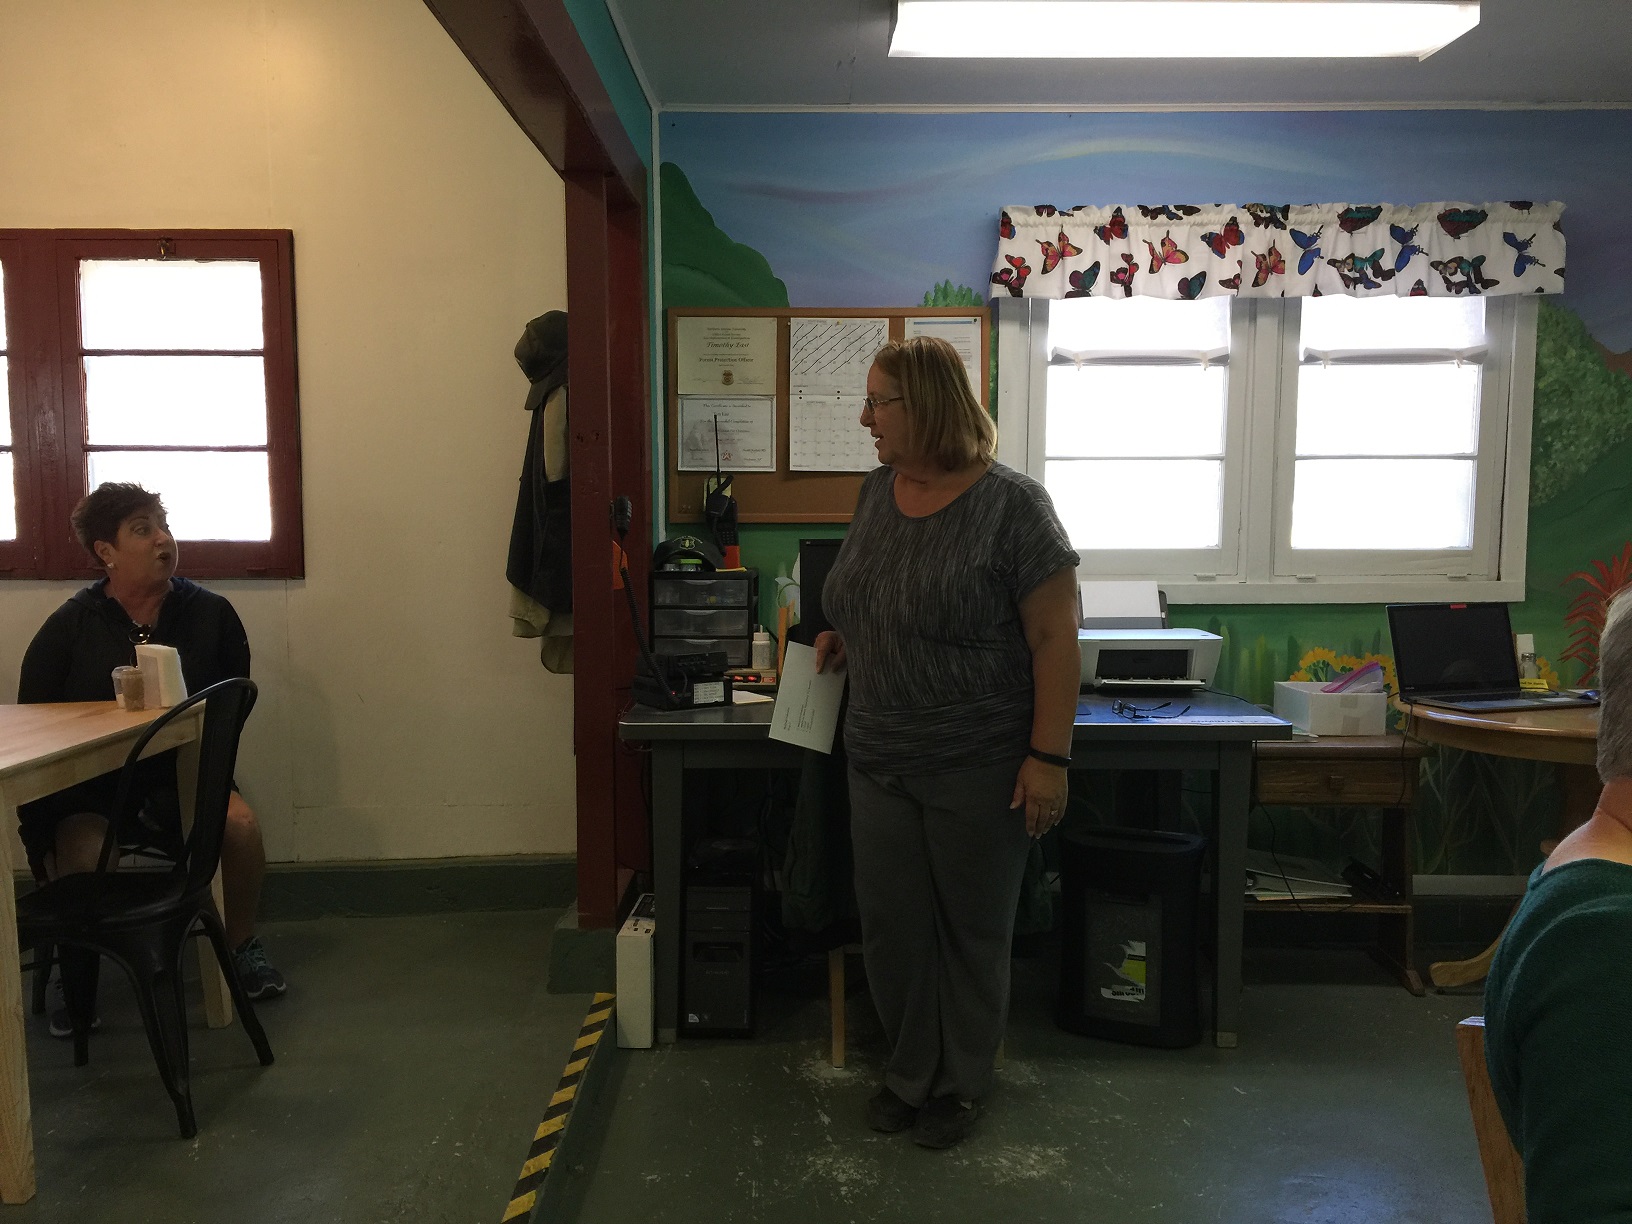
xmin=506 ymin=312 xmax=573 ymax=626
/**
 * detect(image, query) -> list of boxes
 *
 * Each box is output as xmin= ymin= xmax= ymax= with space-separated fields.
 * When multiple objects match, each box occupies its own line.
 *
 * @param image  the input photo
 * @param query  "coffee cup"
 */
xmin=112 ymin=665 xmax=145 ymax=711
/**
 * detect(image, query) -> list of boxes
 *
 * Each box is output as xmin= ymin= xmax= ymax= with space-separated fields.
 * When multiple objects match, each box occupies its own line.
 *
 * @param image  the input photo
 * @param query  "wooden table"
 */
xmin=0 ymin=701 xmax=232 ymax=1205
xmin=1253 ymin=734 xmax=1430 ymax=995
xmin=1394 ymin=700 xmax=1600 ymax=989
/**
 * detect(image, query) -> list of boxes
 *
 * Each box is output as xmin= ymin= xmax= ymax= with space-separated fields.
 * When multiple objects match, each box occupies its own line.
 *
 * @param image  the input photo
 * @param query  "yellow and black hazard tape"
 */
xmin=501 ymin=991 xmax=615 ymax=1223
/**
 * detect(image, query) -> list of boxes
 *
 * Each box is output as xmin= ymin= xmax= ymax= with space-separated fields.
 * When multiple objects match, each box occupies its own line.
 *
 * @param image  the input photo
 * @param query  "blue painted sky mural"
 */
xmin=659 ymin=108 xmax=1632 ymax=873
xmin=662 ymin=109 xmax=1632 ymax=350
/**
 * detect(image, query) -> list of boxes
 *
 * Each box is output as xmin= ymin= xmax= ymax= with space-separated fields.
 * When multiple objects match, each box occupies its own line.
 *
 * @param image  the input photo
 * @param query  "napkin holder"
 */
xmin=135 ymin=643 xmax=189 ymax=708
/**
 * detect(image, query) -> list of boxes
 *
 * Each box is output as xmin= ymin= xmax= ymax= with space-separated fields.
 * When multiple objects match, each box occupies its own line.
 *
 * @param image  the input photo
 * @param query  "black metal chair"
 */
xmin=16 ymin=678 xmax=274 ymax=1139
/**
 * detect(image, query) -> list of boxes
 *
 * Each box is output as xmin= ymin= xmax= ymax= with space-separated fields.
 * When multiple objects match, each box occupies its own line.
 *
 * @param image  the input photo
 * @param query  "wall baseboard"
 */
xmin=253 ymin=855 xmax=578 ymax=920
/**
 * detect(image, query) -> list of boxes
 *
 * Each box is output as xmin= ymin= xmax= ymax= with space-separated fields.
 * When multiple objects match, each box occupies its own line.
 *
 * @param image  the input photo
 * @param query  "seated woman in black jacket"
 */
xmin=18 ymin=483 xmax=285 ymax=1031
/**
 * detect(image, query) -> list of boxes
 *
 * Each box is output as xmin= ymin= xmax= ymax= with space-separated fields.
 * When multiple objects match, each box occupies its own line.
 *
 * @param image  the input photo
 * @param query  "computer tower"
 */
xmin=681 ymin=839 xmax=757 ymax=1037
xmin=682 ymin=887 xmax=753 ymax=1036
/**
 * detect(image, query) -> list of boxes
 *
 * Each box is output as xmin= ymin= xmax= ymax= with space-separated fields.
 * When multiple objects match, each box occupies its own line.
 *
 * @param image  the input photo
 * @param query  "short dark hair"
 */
xmin=70 ymin=483 xmax=166 ymax=563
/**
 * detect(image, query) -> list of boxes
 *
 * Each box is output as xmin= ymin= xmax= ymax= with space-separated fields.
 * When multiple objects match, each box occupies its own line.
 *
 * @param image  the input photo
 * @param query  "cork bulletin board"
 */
xmin=666 ymin=305 xmax=991 ymax=524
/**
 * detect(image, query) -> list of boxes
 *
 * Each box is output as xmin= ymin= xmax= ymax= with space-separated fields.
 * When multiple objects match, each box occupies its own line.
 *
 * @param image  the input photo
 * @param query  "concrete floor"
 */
xmin=10 ymin=912 xmax=1496 ymax=1224
xmin=552 ymin=943 xmax=1493 ymax=1224
xmin=13 ymin=910 xmax=591 ymax=1224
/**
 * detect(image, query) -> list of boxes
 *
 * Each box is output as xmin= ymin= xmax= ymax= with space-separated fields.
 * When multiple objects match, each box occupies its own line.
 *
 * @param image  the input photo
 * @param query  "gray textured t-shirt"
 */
xmin=822 ymin=462 xmax=1078 ymax=775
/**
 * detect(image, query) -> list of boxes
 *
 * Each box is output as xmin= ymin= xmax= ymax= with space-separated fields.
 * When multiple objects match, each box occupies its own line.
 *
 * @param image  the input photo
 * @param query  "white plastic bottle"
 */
xmin=751 ymin=629 xmax=774 ymax=671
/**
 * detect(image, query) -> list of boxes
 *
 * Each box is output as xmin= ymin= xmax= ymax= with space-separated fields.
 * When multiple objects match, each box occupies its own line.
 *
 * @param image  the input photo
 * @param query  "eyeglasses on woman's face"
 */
xmin=861 ymin=394 xmax=903 ymax=413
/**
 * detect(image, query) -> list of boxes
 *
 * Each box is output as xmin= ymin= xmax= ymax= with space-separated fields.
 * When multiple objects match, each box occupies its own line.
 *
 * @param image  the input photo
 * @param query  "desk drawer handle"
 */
xmin=1325 ymin=774 xmax=1345 ymax=793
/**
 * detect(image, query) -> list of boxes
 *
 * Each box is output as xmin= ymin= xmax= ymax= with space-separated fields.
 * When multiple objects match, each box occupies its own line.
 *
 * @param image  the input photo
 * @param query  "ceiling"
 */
xmin=608 ymin=0 xmax=1632 ymax=109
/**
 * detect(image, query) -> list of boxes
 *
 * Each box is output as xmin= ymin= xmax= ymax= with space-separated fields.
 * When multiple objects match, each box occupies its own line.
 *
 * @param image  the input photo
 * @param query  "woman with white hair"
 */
xmin=1484 ymin=588 xmax=1632 ymax=1223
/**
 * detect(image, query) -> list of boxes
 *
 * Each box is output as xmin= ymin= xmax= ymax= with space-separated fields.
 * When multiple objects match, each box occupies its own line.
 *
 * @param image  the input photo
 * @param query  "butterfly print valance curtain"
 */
xmin=991 ymin=201 xmax=1565 ymax=301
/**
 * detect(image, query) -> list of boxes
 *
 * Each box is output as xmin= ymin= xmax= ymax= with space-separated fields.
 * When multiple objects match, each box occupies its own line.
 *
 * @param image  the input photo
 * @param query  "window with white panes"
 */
xmin=999 ymin=293 xmax=1535 ymax=603
xmin=79 ymin=258 xmax=275 ymax=542
xmin=1041 ymin=295 xmax=1246 ymax=578
xmin=0 ymin=231 xmax=301 ymax=579
xmin=1279 ymin=295 xmax=1508 ymax=577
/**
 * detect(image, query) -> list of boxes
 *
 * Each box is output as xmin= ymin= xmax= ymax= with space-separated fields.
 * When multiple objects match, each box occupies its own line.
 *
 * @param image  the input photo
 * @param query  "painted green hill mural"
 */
xmin=661 ymin=162 xmax=788 ymax=310
xmin=1530 ymin=299 xmax=1632 ymax=506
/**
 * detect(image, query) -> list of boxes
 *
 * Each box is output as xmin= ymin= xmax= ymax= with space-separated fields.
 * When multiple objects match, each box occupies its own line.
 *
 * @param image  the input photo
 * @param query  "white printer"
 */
xmin=1076 ymin=581 xmax=1222 ymax=691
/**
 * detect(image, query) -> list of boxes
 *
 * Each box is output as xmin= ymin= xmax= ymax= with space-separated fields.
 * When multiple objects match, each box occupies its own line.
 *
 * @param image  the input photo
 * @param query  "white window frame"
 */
xmin=997 ymin=295 xmax=1537 ymax=604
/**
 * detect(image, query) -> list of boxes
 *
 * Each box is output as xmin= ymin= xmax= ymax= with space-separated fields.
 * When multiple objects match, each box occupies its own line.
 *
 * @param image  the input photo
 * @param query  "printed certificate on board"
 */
xmin=675 ymin=316 xmax=777 ymax=395
xmin=677 ymin=396 xmax=776 ymax=471
xmin=905 ymin=316 xmax=984 ymax=393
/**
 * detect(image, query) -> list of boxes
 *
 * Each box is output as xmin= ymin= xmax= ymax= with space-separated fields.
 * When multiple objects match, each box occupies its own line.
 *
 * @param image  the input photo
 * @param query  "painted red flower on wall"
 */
xmin=1560 ymin=540 xmax=1632 ymax=685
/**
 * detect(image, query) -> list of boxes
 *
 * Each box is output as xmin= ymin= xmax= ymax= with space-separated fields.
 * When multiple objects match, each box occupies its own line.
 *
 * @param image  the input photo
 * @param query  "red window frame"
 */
xmin=0 ymin=229 xmax=303 ymax=579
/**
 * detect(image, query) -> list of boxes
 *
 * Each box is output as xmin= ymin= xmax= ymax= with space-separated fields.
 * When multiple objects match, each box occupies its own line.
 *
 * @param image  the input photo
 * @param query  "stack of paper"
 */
xmin=1243 ymin=849 xmax=1351 ymax=901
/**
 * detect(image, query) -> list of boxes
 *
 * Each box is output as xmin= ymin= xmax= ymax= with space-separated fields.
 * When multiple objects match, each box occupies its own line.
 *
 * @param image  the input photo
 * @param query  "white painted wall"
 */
xmin=0 ymin=0 xmax=575 ymax=861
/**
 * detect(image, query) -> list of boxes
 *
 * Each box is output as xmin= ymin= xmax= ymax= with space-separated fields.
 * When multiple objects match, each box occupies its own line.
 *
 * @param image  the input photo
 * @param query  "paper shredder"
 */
xmin=1057 ymin=826 xmax=1206 ymax=1048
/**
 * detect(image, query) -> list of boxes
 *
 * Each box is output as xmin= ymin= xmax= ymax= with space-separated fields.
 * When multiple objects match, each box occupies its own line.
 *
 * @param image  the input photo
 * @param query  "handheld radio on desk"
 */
xmin=702 ymin=415 xmax=741 ymax=569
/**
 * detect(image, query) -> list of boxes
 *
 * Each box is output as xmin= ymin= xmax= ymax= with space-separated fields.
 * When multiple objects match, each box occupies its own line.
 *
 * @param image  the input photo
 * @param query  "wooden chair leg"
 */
xmin=31 ymin=946 xmax=53 ymax=1016
xmin=1456 ymin=1017 xmax=1525 ymax=1224
xmin=1432 ymin=908 xmax=1515 ymax=990
xmin=828 ymin=948 xmax=846 ymax=1069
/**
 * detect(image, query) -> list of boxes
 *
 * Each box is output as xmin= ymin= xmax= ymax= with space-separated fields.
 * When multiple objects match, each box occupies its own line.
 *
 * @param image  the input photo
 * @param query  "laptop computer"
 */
xmin=1386 ymin=602 xmax=1600 ymax=713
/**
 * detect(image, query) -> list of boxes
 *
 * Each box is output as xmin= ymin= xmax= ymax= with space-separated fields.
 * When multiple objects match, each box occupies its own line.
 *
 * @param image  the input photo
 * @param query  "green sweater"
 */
xmin=1484 ymin=858 xmax=1632 ymax=1224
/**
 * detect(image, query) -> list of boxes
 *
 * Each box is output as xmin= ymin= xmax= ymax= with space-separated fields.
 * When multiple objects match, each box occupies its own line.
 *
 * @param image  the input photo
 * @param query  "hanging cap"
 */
xmin=515 ymin=311 xmax=568 ymax=414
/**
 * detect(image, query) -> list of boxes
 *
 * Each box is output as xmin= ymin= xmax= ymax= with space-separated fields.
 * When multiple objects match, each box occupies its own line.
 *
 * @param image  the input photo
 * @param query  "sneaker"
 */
xmin=866 ymin=1086 xmax=919 ymax=1134
xmin=910 ymin=1095 xmax=980 ymax=1149
xmin=232 ymin=936 xmax=287 ymax=1001
xmin=46 ymin=978 xmax=101 ymax=1040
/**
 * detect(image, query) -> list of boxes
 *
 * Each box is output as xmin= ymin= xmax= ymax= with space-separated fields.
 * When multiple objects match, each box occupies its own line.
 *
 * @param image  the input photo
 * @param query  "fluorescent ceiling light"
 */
xmin=890 ymin=1 xmax=1480 ymax=59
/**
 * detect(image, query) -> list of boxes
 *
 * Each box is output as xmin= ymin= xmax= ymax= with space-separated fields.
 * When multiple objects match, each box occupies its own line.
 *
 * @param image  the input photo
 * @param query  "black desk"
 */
xmin=618 ymin=689 xmax=1290 ymax=1047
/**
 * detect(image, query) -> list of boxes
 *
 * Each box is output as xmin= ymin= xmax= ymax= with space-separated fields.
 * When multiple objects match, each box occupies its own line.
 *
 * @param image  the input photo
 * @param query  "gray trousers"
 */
xmin=848 ymin=759 xmax=1034 ymax=1106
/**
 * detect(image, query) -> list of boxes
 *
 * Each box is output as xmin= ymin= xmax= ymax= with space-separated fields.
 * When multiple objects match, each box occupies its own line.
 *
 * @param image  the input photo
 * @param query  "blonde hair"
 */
xmin=871 ymin=336 xmax=996 ymax=472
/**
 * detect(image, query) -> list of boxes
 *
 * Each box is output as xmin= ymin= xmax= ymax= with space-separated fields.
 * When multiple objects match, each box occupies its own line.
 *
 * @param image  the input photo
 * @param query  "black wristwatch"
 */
xmin=1028 ymin=746 xmax=1072 ymax=768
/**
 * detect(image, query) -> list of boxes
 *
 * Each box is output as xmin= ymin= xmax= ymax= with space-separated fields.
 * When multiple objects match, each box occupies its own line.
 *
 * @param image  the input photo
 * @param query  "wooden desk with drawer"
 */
xmin=1252 ymin=734 xmax=1429 ymax=995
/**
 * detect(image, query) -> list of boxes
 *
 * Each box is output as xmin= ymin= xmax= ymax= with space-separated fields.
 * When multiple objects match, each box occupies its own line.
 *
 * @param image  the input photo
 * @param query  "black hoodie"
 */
xmin=14 ymin=577 xmax=251 ymax=868
xmin=18 ymin=576 xmax=250 ymax=705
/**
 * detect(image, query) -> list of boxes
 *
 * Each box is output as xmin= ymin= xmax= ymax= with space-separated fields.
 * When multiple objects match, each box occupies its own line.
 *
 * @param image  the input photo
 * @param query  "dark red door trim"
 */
xmin=421 ymin=0 xmax=646 ymax=209
xmin=422 ymin=0 xmax=652 ymax=928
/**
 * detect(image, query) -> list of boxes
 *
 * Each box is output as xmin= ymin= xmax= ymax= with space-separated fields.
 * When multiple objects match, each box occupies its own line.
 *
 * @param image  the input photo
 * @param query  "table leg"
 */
xmin=1430 ymin=762 xmax=1604 ymax=991
xmin=652 ymin=745 xmax=684 ymax=1044
xmin=1374 ymin=806 xmax=1425 ymax=996
xmin=1212 ymin=746 xmax=1250 ymax=1049
xmin=0 ymin=794 xmax=38 ymax=1203
xmin=175 ymin=734 xmax=233 ymax=1029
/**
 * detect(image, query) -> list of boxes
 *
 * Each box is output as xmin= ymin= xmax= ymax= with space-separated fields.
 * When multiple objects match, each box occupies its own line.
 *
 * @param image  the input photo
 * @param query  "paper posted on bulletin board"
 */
xmin=677 ymin=397 xmax=776 ymax=472
xmin=788 ymin=316 xmax=889 ymax=473
xmin=904 ymin=316 xmax=983 ymax=391
xmin=674 ymin=316 xmax=778 ymax=395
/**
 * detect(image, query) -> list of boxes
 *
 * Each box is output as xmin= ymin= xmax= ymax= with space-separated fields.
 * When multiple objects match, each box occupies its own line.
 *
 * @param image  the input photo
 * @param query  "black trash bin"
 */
xmin=1057 ymin=826 xmax=1207 ymax=1048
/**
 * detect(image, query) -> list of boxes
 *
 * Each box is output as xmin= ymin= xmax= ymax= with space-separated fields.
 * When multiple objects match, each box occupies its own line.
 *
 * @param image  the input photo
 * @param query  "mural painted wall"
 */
xmin=658 ymin=110 xmax=1632 ymax=875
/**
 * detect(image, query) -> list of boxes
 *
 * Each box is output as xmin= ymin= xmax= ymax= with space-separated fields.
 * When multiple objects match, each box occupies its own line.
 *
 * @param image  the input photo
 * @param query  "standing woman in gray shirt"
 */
xmin=815 ymin=335 xmax=1080 ymax=1149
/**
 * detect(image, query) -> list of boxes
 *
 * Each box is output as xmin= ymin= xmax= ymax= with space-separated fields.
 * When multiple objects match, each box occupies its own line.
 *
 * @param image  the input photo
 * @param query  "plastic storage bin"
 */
xmin=1057 ymin=826 xmax=1206 ymax=1048
xmin=654 ymin=607 xmax=754 ymax=638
